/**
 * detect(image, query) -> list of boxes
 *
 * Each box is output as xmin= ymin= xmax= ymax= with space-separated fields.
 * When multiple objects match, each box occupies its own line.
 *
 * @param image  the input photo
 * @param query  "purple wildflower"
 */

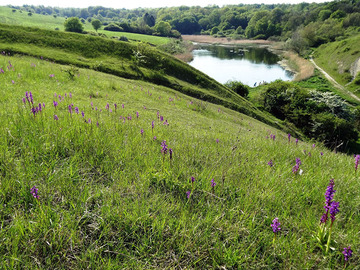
xmin=53 ymin=100 xmax=58 ymax=108
xmin=11 ymin=80 xmax=15 ymax=84
xmin=106 ymin=103 xmax=109 ymax=110
xmin=22 ymin=97 xmax=26 ymax=104
xmin=320 ymin=179 xmax=336 ymax=224
xmin=329 ymin=201 xmax=339 ymax=222
xmin=114 ymin=103 xmax=117 ymax=111
xmin=136 ymin=111 xmax=139 ymax=118
xmin=169 ymin=148 xmax=173 ymax=160
xmin=87 ymin=118 xmax=91 ymax=124
xmin=295 ymin=138 xmax=298 ymax=145
xmin=312 ymin=144 xmax=316 ymax=148
xmin=157 ymin=111 xmax=160 ymax=119
xmin=292 ymin=158 xmax=301 ymax=174
xmin=191 ymin=177 xmax=195 ymax=183
xmin=69 ymin=92 xmax=72 ymax=98
xmin=343 ymin=246 xmax=353 ymax=262
xmin=355 ymin=154 xmax=360 ymax=171
xmin=81 ymin=111 xmax=85 ymax=117
xmin=122 ymin=104 xmax=124 ymax=109
xmin=211 ymin=178 xmax=216 ymax=188
xmin=288 ymin=133 xmax=291 ymax=142
xmin=96 ymin=121 xmax=99 ymax=127
xmin=68 ymin=105 xmax=72 ymax=114
xmin=268 ymin=159 xmax=273 ymax=167
xmin=320 ymin=152 xmax=323 ymax=156
xmin=29 ymin=92 xmax=33 ymax=104
xmin=161 ymin=140 xmax=168 ymax=155
xmin=151 ymin=121 xmax=155 ymax=130
xmin=163 ymin=120 xmax=169 ymax=125
xmin=75 ymin=107 xmax=79 ymax=114
xmin=140 ymin=129 xmax=144 ymax=135
xmin=271 ymin=218 xmax=281 ymax=233
xmin=186 ymin=190 xmax=191 ymax=199
xmin=153 ymin=136 xmax=157 ymax=140
xmin=216 ymin=139 xmax=219 ymax=144
xmin=30 ymin=186 xmax=39 ymax=199
xmin=160 ymin=116 xmax=164 ymax=121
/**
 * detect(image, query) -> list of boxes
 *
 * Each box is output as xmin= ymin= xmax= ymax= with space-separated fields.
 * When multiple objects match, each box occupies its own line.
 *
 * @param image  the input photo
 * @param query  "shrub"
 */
xmin=119 ymin=36 xmax=129 ymax=42
xmin=64 ymin=17 xmax=84 ymax=33
xmin=104 ymin=24 xmax=123 ymax=32
xmin=224 ymin=80 xmax=249 ymax=97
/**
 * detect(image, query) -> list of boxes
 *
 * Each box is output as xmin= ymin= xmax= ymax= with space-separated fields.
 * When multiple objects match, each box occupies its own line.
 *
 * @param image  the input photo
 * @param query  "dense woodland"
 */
xmin=9 ymin=1 xmax=360 ymax=49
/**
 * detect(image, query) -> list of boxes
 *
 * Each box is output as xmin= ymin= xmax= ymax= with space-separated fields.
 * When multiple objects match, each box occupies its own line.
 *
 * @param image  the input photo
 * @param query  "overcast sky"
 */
xmin=2 ymin=0 xmax=330 ymax=10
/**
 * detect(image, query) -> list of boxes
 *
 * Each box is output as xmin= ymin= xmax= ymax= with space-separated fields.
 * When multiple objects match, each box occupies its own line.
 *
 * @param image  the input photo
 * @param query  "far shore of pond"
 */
xmin=176 ymin=35 xmax=314 ymax=82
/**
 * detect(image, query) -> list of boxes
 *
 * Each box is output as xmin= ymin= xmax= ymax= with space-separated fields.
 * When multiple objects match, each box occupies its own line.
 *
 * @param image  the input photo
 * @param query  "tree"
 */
xmin=154 ymin=21 xmax=172 ymax=36
xmin=91 ymin=19 xmax=102 ymax=32
xmin=64 ymin=17 xmax=84 ymax=33
xmin=143 ymin=13 xmax=155 ymax=27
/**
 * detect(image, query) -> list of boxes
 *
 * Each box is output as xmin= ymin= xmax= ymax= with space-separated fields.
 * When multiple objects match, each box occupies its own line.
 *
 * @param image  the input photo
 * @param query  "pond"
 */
xmin=188 ymin=44 xmax=294 ymax=86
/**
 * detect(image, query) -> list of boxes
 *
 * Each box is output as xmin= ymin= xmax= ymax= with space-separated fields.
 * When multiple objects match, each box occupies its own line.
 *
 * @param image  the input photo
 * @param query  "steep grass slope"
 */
xmin=0 ymin=52 xmax=359 ymax=269
xmin=0 ymin=23 xmax=286 ymax=133
xmin=313 ymin=34 xmax=360 ymax=94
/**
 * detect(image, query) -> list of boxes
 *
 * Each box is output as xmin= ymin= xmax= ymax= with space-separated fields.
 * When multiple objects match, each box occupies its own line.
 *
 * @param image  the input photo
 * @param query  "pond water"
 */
xmin=188 ymin=45 xmax=294 ymax=86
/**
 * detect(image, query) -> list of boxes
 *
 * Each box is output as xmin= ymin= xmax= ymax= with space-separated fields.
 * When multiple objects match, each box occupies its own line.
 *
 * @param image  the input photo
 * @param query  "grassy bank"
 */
xmin=0 ymin=52 xmax=359 ymax=269
xmin=313 ymin=35 xmax=360 ymax=93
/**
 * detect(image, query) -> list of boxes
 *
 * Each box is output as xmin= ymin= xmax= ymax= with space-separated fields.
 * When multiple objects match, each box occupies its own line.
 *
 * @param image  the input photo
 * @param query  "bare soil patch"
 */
xmin=182 ymin=35 xmax=273 ymax=45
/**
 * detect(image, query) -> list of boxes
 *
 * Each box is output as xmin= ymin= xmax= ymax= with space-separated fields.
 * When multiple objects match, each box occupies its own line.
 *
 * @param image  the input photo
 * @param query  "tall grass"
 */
xmin=0 ymin=53 xmax=359 ymax=269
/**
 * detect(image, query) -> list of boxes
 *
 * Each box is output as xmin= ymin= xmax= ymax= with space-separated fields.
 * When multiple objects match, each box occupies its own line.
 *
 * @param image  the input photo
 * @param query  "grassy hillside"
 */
xmin=0 ymin=6 xmax=170 ymax=46
xmin=0 ymin=23 xmax=288 ymax=134
xmin=0 ymin=50 xmax=359 ymax=269
xmin=313 ymin=35 xmax=360 ymax=94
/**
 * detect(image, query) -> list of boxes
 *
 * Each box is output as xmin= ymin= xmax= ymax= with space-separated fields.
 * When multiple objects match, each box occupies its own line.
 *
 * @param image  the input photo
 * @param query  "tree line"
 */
xmin=9 ymin=1 xmax=360 ymax=45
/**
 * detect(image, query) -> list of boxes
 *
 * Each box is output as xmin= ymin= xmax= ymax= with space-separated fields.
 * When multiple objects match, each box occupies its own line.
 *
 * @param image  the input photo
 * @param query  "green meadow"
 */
xmin=0 ymin=49 xmax=359 ymax=269
xmin=0 ymin=4 xmax=359 ymax=268
xmin=0 ymin=6 xmax=170 ymax=46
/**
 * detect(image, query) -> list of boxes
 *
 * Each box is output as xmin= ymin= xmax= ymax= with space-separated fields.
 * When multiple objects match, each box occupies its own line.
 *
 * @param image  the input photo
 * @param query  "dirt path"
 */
xmin=310 ymin=57 xmax=360 ymax=103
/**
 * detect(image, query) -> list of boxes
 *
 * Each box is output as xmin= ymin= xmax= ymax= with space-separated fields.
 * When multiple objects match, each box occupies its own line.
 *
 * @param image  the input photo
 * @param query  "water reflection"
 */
xmin=189 ymin=45 xmax=293 ymax=86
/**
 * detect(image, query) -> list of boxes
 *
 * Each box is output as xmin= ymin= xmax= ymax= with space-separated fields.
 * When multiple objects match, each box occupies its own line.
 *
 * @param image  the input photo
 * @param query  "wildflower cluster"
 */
xmin=23 ymin=92 xmax=45 ymax=117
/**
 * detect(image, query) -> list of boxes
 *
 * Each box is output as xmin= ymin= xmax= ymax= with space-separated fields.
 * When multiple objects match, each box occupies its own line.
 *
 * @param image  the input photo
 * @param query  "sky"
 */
xmin=2 ymin=0 xmax=330 ymax=10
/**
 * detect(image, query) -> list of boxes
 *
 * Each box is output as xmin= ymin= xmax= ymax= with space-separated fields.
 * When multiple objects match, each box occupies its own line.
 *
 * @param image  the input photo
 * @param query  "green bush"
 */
xmin=64 ymin=17 xmax=84 ymax=33
xmin=104 ymin=24 xmax=123 ymax=32
xmin=224 ymin=80 xmax=249 ymax=97
xmin=260 ymin=80 xmax=357 ymax=148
